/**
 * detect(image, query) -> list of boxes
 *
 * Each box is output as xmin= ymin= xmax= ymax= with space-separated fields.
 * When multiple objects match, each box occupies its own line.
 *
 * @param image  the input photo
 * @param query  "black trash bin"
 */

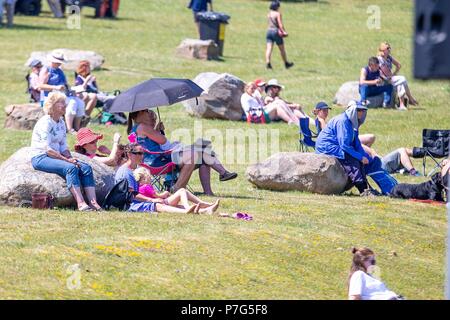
xmin=196 ymin=11 xmax=230 ymax=56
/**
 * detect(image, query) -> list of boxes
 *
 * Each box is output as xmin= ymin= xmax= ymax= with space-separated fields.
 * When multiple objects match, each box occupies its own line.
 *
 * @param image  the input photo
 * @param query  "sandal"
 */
xmin=78 ymin=205 xmax=93 ymax=212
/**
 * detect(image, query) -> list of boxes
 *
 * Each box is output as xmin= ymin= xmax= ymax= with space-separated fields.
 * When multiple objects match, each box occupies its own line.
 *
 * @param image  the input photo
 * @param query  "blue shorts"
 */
xmin=128 ymin=200 xmax=157 ymax=212
xmin=266 ymin=29 xmax=283 ymax=45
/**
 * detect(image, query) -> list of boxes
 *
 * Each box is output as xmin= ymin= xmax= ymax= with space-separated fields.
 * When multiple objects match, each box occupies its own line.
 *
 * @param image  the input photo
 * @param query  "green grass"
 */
xmin=0 ymin=0 xmax=448 ymax=299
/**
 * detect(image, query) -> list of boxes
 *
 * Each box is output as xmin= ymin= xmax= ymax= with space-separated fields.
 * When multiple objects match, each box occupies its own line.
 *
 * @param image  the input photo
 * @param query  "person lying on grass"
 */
xmin=133 ymin=167 xmax=220 ymax=214
xmin=114 ymin=143 xmax=219 ymax=214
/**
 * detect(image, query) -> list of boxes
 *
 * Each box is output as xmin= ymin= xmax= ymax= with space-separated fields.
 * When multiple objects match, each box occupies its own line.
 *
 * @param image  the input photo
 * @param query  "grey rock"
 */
xmin=176 ymin=38 xmax=220 ymax=60
xmin=182 ymin=72 xmax=245 ymax=120
xmin=246 ymin=152 xmax=348 ymax=195
xmin=333 ymin=81 xmax=396 ymax=108
xmin=25 ymin=49 xmax=105 ymax=71
xmin=4 ymin=103 xmax=44 ymax=130
xmin=0 ymin=147 xmax=115 ymax=208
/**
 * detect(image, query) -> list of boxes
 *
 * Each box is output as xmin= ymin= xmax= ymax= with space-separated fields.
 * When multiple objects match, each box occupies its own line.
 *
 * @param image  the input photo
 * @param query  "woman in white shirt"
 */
xmin=348 ymin=247 xmax=404 ymax=300
xmin=241 ymin=82 xmax=301 ymax=125
xmin=30 ymin=92 xmax=102 ymax=211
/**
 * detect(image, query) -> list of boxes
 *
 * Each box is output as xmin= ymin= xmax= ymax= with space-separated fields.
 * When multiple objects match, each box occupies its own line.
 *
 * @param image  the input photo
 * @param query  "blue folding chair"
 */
xmin=299 ymin=117 xmax=317 ymax=152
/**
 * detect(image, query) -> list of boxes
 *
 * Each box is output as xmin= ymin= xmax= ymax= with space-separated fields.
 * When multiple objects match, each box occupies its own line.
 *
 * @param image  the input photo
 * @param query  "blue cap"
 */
xmin=315 ymin=101 xmax=331 ymax=110
xmin=29 ymin=59 xmax=42 ymax=68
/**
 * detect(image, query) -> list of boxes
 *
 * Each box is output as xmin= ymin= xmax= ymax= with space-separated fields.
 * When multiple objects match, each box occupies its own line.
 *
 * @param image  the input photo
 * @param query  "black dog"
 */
xmin=390 ymin=172 xmax=445 ymax=202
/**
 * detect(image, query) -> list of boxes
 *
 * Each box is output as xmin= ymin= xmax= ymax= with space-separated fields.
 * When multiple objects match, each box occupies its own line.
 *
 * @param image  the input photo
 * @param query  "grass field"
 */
xmin=0 ymin=0 xmax=448 ymax=299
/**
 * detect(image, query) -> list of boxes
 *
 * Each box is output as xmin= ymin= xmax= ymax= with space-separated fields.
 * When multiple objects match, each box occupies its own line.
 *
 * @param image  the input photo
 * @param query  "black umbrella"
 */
xmin=108 ymin=78 xmax=204 ymax=114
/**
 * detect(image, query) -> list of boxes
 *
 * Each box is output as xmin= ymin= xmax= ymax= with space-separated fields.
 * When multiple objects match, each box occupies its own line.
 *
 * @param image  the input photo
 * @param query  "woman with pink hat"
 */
xmin=74 ymin=128 xmax=125 ymax=168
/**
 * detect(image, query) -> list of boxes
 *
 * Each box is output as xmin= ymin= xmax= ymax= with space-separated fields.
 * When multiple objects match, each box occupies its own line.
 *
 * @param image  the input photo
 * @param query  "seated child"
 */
xmin=133 ymin=167 xmax=220 ymax=214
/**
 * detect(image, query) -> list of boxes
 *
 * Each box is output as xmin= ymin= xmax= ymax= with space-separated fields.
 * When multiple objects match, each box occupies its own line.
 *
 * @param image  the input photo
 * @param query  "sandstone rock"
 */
xmin=25 ymin=49 xmax=105 ymax=71
xmin=333 ymin=81 xmax=396 ymax=108
xmin=182 ymin=72 xmax=245 ymax=121
xmin=176 ymin=38 xmax=220 ymax=60
xmin=0 ymin=147 xmax=115 ymax=208
xmin=4 ymin=103 xmax=44 ymax=130
xmin=246 ymin=152 xmax=348 ymax=195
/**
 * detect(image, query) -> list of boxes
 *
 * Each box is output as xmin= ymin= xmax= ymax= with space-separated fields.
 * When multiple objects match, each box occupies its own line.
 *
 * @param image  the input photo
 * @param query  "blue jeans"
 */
xmin=31 ymin=154 xmax=95 ymax=190
xmin=359 ymin=84 xmax=393 ymax=106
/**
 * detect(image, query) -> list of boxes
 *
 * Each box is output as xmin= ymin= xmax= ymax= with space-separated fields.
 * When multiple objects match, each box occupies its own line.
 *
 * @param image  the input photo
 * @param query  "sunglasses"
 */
xmin=131 ymin=151 xmax=144 ymax=155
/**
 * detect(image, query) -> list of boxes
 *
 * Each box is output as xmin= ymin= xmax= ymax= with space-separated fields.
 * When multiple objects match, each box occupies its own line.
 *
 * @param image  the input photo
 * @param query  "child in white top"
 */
xmin=348 ymin=247 xmax=404 ymax=300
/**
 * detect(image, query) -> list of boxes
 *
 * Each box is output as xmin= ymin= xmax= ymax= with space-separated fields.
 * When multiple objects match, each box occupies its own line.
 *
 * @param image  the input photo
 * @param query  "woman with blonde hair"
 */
xmin=377 ymin=42 xmax=418 ymax=109
xmin=30 ymin=92 xmax=102 ymax=211
xmin=348 ymin=247 xmax=404 ymax=300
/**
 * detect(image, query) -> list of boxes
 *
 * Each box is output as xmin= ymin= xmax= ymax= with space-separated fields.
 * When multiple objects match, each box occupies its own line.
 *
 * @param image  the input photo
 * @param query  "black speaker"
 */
xmin=414 ymin=0 xmax=450 ymax=79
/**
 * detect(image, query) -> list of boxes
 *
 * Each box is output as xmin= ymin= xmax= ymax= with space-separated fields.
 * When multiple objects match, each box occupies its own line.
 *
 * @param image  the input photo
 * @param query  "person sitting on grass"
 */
xmin=38 ymin=51 xmax=68 ymax=107
xmin=133 ymin=167 xmax=220 ymax=214
xmin=377 ymin=41 xmax=418 ymax=108
xmin=348 ymin=247 xmax=404 ymax=300
xmin=264 ymin=79 xmax=308 ymax=125
xmin=115 ymin=143 xmax=213 ymax=214
xmin=27 ymin=59 xmax=43 ymax=103
xmin=313 ymin=101 xmax=376 ymax=148
xmin=30 ymin=92 xmax=102 ymax=211
xmin=315 ymin=101 xmax=378 ymax=196
xmin=74 ymin=128 xmax=126 ymax=168
xmin=359 ymin=57 xmax=394 ymax=109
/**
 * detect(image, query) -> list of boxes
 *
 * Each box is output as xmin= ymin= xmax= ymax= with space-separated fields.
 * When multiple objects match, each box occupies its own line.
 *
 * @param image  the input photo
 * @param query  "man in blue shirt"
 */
xmin=359 ymin=57 xmax=393 ymax=108
xmin=188 ymin=0 xmax=213 ymax=36
xmin=315 ymin=101 xmax=376 ymax=196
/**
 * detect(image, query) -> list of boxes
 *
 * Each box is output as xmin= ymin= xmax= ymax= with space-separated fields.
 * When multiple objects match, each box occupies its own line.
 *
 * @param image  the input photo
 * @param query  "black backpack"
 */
xmin=102 ymin=179 xmax=136 ymax=211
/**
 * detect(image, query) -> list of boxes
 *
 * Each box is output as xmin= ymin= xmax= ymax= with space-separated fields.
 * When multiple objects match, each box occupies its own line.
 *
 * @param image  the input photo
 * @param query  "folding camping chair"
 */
xmin=420 ymin=129 xmax=450 ymax=176
xmin=299 ymin=117 xmax=317 ymax=152
xmin=128 ymin=133 xmax=178 ymax=192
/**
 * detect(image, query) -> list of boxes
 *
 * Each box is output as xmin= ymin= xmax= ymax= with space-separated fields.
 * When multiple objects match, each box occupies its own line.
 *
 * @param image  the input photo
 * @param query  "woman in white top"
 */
xmin=241 ymin=82 xmax=303 ymax=125
xmin=377 ymin=42 xmax=419 ymax=108
xmin=348 ymin=247 xmax=404 ymax=300
xmin=30 ymin=92 xmax=102 ymax=211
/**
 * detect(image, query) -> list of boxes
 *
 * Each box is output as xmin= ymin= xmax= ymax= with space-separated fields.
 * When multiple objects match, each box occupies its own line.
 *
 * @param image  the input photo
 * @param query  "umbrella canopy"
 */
xmin=109 ymin=78 xmax=204 ymax=113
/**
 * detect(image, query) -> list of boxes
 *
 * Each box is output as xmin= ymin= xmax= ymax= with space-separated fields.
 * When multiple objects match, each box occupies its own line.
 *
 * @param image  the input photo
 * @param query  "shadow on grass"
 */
xmin=8 ymin=23 xmax=64 ymax=31
xmin=195 ymin=193 xmax=263 ymax=200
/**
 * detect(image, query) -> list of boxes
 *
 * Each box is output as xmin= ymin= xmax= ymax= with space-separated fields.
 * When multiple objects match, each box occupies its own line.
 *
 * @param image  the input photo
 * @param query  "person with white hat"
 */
xmin=264 ymin=79 xmax=307 ymax=125
xmin=38 ymin=50 xmax=68 ymax=107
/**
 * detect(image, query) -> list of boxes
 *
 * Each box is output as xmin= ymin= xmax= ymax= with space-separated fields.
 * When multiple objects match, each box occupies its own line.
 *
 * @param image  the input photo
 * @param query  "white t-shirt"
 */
xmin=30 ymin=115 xmax=68 ymax=158
xmin=240 ymin=92 xmax=263 ymax=115
xmin=348 ymin=270 xmax=398 ymax=300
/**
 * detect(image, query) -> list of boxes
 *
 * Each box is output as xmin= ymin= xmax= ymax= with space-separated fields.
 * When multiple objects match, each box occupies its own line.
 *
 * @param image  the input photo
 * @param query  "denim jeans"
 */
xmin=31 ymin=154 xmax=95 ymax=190
xmin=359 ymin=84 xmax=393 ymax=106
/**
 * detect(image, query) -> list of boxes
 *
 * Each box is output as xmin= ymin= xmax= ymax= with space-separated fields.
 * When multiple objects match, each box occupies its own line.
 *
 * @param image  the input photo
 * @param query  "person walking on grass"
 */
xmin=265 ymin=1 xmax=294 ymax=70
xmin=188 ymin=0 xmax=213 ymax=37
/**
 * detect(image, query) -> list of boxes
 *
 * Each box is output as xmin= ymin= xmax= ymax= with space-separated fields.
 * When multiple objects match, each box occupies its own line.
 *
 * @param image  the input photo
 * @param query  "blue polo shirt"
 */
xmin=190 ymin=0 xmax=211 ymax=12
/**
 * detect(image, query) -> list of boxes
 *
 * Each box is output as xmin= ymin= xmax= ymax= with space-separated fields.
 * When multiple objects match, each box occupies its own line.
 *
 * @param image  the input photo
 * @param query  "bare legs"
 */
xmin=160 ymin=188 xmax=219 ymax=214
xmin=83 ymin=93 xmax=98 ymax=116
xmin=359 ymin=134 xmax=376 ymax=147
xmin=70 ymin=186 xmax=101 ymax=211
xmin=400 ymin=148 xmax=416 ymax=172
xmin=65 ymin=114 xmax=82 ymax=133
xmin=265 ymin=42 xmax=274 ymax=68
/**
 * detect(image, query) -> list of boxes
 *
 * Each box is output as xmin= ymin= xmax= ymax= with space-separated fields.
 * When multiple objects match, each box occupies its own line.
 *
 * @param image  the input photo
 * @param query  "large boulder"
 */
xmin=333 ymin=81 xmax=396 ymax=108
xmin=0 ymin=147 xmax=115 ymax=208
xmin=246 ymin=152 xmax=348 ymax=195
xmin=176 ymin=38 xmax=220 ymax=60
xmin=25 ymin=49 xmax=105 ymax=71
xmin=182 ymin=72 xmax=245 ymax=121
xmin=4 ymin=103 xmax=44 ymax=130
